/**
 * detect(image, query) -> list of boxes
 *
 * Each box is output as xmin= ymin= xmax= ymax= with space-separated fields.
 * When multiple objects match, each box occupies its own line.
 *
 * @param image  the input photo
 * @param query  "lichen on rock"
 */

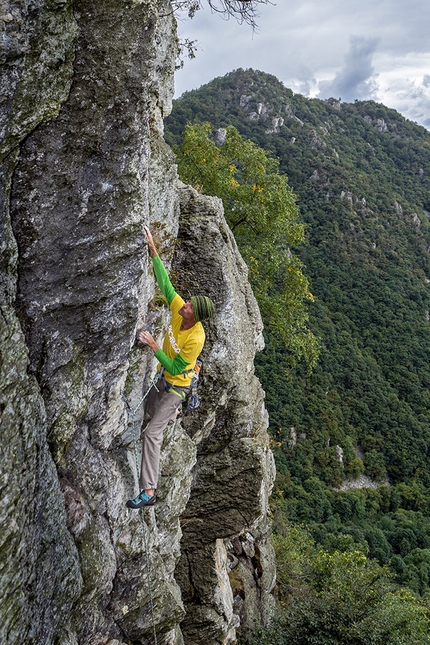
xmin=1 ymin=1 xmax=276 ymax=644
xmin=172 ymin=186 xmax=276 ymax=644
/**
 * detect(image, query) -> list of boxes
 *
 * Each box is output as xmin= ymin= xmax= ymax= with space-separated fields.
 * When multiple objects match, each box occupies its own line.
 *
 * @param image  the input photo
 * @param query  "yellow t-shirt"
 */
xmin=158 ymin=294 xmax=205 ymax=387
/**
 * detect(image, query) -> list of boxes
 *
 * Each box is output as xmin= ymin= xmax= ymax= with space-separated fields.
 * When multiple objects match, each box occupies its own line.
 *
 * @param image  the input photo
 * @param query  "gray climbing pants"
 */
xmin=139 ymin=378 xmax=189 ymax=490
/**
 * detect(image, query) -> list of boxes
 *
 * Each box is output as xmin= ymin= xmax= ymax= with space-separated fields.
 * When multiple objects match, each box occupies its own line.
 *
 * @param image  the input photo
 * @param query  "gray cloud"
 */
xmin=174 ymin=1 xmax=430 ymax=128
xmin=317 ymin=36 xmax=379 ymax=102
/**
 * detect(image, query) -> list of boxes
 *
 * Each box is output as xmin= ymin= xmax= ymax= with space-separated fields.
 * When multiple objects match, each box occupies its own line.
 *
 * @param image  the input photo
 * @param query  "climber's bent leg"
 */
xmin=126 ymin=381 xmax=189 ymax=509
xmin=144 ymin=379 xmax=163 ymax=421
xmin=139 ymin=386 xmax=188 ymax=491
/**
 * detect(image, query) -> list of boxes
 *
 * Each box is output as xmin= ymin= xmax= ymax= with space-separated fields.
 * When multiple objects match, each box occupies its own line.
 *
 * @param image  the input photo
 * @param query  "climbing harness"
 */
xmin=159 ymin=364 xmax=201 ymax=405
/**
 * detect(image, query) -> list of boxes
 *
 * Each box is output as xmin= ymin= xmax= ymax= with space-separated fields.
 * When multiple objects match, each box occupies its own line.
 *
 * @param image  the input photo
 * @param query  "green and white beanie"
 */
xmin=191 ymin=296 xmax=215 ymax=322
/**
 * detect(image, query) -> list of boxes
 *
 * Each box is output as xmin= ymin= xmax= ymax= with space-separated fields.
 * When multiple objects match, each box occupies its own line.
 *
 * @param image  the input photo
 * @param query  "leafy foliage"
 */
xmin=243 ymin=521 xmax=430 ymax=645
xmin=166 ymin=68 xmax=430 ymax=593
xmin=175 ymin=122 xmax=320 ymax=369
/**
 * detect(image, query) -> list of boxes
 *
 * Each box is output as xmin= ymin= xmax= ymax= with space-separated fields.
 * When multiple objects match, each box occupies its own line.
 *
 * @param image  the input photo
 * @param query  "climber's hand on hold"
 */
xmin=138 ymin=329 xmax=160 ymax=353
xmin=144 ymin=226 xmax=158 ymax=258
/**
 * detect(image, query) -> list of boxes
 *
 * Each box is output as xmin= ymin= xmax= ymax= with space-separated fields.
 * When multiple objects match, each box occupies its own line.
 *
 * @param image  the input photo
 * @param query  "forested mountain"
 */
xmin=165 ymin=69 xmax=430 ymax=595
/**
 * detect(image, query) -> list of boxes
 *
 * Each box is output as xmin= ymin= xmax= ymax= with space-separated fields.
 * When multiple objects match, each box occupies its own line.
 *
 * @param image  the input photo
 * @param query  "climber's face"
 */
xmin=179 ymin=300 xmax=195 ymax=322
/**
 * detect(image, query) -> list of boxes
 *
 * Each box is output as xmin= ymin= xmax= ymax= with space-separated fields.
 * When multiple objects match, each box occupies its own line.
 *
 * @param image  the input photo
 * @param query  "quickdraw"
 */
xmin=187 ymin=360 xmax=202 ymax=410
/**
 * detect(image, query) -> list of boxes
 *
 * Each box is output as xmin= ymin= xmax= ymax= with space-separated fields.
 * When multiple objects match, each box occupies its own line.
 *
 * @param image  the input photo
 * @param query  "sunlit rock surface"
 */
xmin=0 ymin=1 xmax=275 ymax=643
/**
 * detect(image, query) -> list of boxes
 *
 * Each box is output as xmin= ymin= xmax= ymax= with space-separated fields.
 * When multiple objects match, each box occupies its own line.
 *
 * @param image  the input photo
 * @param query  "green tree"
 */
xmin=244 ymin=524 xmax=430 ymax=645
xmin=167 ymin=68 xmax=430 ymax=595
xmin=176 ymin=122 xmax=320 ymax=370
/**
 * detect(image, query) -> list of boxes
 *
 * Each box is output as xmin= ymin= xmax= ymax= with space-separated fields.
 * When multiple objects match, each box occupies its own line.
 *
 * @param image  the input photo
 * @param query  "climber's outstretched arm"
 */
xmin=144 ymin=225 xmax=177 ymax=306
xmin=144 ymin=226 xmax=158 ymax=258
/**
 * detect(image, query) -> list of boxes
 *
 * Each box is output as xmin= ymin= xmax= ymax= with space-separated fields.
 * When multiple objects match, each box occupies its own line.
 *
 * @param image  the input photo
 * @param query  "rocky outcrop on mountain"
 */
xmin=1 ymin=2 xmax=275 ymax=644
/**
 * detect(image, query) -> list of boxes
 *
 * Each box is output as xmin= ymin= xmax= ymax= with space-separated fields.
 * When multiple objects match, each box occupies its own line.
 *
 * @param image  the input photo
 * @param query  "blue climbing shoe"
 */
xmin=126 ymin=491 xmax=156 ymax=509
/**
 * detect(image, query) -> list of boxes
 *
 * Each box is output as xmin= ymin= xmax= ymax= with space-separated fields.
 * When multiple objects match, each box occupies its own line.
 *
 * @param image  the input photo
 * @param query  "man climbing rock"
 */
xmin=126 ymin=226 xmax=215 ymax=509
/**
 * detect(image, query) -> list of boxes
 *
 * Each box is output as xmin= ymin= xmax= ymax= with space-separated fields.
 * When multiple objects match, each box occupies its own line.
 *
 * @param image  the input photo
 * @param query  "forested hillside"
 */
xmin=165 ymin=69 xmax=430 ymax=596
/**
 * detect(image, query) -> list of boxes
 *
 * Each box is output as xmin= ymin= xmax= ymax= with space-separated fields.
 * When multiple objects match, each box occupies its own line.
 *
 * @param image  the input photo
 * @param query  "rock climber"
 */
xmin=126 ymin=226 xmax=215 ymax=509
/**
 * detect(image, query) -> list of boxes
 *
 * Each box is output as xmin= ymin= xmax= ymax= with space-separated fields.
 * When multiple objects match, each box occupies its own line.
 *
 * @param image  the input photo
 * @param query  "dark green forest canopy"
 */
xmin=166 ymin=68 xmax=430 ymax=592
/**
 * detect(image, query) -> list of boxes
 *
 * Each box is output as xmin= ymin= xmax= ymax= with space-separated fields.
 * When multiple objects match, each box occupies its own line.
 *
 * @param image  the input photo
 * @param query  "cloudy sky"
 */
xmin=174 ymin=0 xmax=430 ymax=128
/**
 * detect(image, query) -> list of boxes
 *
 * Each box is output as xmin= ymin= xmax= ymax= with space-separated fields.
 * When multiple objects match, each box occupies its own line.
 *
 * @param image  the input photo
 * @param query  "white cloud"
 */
xmin=174 ymin=0 xmax=430 ymax=128
xmin=375 ymin=53 xmax=430 ymax=126
xmin=379 ymin=78 xmax=430 ymax=127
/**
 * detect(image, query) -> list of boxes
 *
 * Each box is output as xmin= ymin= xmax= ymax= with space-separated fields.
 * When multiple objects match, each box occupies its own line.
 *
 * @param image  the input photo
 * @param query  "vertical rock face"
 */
xmin=174 ymin=188 xmax=276 ymax=644
xmin=1 ymin=2 xmax=82 ymax=644
xmin=1 ymin=2 xmax=275 ymax=644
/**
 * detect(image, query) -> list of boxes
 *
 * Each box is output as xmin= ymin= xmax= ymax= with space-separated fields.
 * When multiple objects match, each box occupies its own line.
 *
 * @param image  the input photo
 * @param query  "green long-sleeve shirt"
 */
xmin=152 ymin=255 xmax=205 ymax=385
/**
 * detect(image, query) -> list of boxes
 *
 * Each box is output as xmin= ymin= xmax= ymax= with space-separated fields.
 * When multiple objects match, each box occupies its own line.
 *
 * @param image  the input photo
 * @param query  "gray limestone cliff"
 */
xmin=0 ymin=2 xmax=276 ymax=644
